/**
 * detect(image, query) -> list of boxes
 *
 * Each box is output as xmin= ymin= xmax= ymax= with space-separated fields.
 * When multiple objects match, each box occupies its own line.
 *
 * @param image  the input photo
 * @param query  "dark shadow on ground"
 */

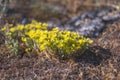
xmin=73 ymin=46 xmax=112 ymax=66
xmin=0 ymin=33 xmax=5 ymax=44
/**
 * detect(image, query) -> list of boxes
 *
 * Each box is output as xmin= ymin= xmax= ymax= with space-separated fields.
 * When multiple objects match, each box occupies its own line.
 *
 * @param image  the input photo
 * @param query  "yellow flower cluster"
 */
xmin=1 ymin=20 xmax=93 ymax=58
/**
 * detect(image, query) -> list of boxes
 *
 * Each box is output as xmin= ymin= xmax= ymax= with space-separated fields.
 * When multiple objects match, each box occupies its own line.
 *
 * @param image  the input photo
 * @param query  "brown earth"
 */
xmin=0 ymin=0 xmax=120 ymax=80
xmin=0 ymin=21 xmax=120 ymax=80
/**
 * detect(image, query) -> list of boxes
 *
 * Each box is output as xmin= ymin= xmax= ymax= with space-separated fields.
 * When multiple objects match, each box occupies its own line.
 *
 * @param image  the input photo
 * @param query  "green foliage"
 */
xmin=1 ymin=20 xmax=93 ymax=59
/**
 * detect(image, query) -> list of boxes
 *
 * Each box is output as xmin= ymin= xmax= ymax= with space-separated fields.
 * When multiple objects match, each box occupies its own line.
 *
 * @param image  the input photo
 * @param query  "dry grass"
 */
xmin=0 ymin=21 xmax=120 ymax=80
xmin=0 ymin=0 xmax=120 ymax=80
xmin=98 ymin=22 xmax=120 ymax=55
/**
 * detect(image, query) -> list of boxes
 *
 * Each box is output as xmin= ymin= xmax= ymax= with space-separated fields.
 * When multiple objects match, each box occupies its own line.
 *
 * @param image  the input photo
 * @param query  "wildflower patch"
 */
xmin=1 ymin=20 xmax=93 ymax=59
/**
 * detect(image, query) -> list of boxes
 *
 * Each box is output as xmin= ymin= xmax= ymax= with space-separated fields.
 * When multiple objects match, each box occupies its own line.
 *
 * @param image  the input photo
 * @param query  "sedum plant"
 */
xmin=1 ymin=20 xmax=93 ymax=59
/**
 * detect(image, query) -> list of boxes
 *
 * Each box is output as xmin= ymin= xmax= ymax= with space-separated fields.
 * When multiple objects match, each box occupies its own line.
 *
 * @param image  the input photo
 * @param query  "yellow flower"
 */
xmin=78 ymin=39 xmax=84 ymax=44
xmin=25 ymin=48 xmax=31 ymax=52
xmin=17 ymin=25 xmax=24 ymax=30
xmin=40 ymin=45 xmax=45 ymax=50
xmin=10 ymin=27 xmax=16 ymax=32
xmin=26 ymin=30 xmax=35 ymax=38
xmin=88 ymin=39 xmax=93 ymax=44
xmin=1 ymin=27 xmax=6 ymax=31
xmin=21 ymin=37 xmax=27 ymax=42
xmin=52 ymin=27 xmax=59 ymax=31
xmin=58 ymin=43 xmax=64 ymax=47
xmin=42 ymin=23 xmax=48 ymax=27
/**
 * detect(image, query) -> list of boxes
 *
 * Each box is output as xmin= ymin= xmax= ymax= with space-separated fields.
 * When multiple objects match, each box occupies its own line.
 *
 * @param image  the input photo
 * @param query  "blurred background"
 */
xmin=0 ymin=0 xmax=120 ymax=37
xmin=0 ymin=0 xmax=120 ymax=25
